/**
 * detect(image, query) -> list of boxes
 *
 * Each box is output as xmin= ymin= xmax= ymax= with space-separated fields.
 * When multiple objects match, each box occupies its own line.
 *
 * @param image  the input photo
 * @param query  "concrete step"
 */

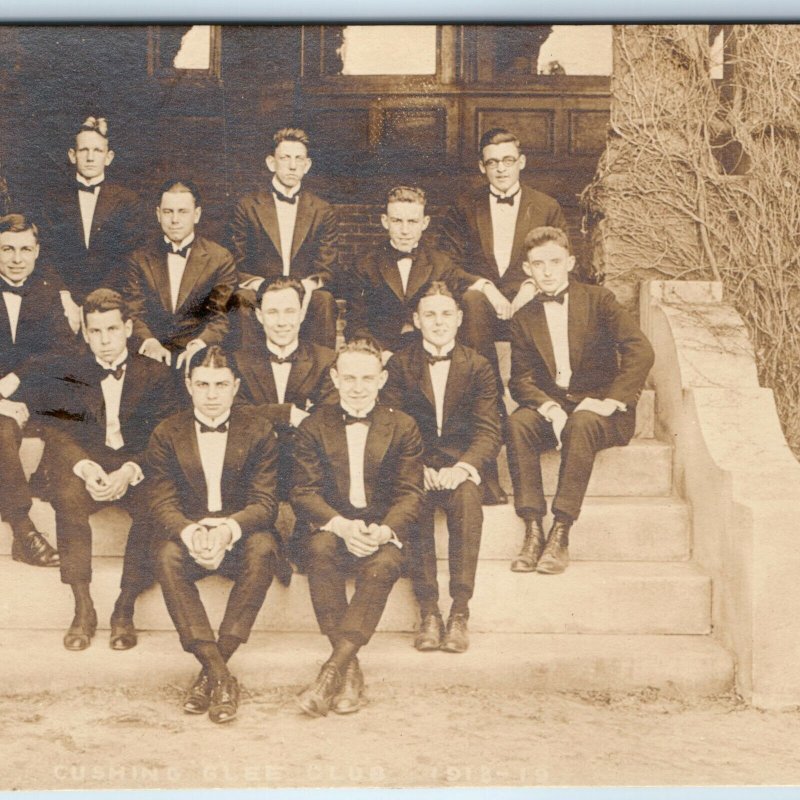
xmin=3 ymin=495 xmax=691 ymax=563
xmin=1 ymin=630 xmax=733 ymax=697
xmin=0 ymin=558 xmax=711 ymax=635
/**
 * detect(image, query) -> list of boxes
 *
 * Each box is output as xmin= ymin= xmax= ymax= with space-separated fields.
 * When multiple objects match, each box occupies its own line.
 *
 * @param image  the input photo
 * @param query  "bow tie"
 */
xmin=101 ymin=363 xmax=126 ymax=381
xmin=534 ymin=288 xmax=568 ymax=306
xmin=389 ymin=244 xmax=416 ymax=263
xmin=269 ymin=350 xmax=297 ymax=365
xmin=273 ymin=188 xmax=298 ymax=205
xmin=343 ymin=409 xmax=373 ymax=426
xmin=77 ymin=182 xmax=101 ymax=194
xmin=162 ymin=239 xmax=192 ymax=259
xmin=426 ymin=351 xmax=452 ymax=365
xmin=196 ymin=418 xmax=228 ymax=433
xmin=1 ymin=282 xmax=27 ymax=297
xmin=491 ymin=189 xmax=519 ymax=206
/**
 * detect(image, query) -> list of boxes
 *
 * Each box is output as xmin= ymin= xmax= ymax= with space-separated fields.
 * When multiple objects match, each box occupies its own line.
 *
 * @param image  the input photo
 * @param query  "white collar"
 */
xmin=490 ymin=182 xmax=521 ymax=200
xmin=272 ymin=177 xmax=301 ymax=198
xmin=194 ymin=409 xmax=231 ymax=428
xmin=340 ymin=401 xmax=376 ymax=419
xmin=163 ymin=233 xmax=196 ymax=251
xmin=266 ymin=339 xmax=299 ymax=359
xmin=0 ymin=276 xmax=26 ymax=289
xmin=76 ymin=174 xmax=105 ymax=188
xmin=540 ymin=281 xmax=569 ymax=298
xmin=95 ymin=350 xmax=128 ymax=370
xmin=422 ymin=339 xmax=456 ymax=358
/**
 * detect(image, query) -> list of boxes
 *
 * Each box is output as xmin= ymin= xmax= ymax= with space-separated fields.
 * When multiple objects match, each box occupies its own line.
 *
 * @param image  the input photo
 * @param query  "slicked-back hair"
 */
xmin=386 ymin=185 xmax=426 ymax=208
xmin=83 ymin=288 xmax=130 ymax=321
xmin=523 ymin=226 xmax=572 ymax=256
xmin=416 ymin=280 xmax=459 ymax=309
xmin=158 ymin=179 xmax=202 ymax=207
xmin=0 ymin=213 xmax=39 ymax=244
xmin=479 ymin=127 xmax=520 ymax=156
xmin=187 ymin=344 xmax=239 ymax=379
xmin=272 ymin=127 xmax=310 ymax=153
xmin=76 ymin=115 xmax=109 ymax=144
xmin=337 ymin=336 xmax=384 ymax=367
xmin=255 ymin=276 xmax=306 ymax=308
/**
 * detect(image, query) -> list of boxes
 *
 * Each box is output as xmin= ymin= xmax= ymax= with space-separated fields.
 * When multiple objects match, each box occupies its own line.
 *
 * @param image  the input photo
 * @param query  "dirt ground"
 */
xmin=3 ymin=683 xmax=800 ymax=790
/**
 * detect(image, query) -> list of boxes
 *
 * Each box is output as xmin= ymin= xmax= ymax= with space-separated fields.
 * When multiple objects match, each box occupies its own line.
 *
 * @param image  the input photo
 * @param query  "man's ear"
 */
xmin=521 ymin=259 xmax=533 ymax=277
xmin=377 ymin=369 xmax=388 ymax=391
xmin=567 ymin=255 xmax=576 ymax=273
xmin=68 ymin=149 xmax=77 ymax=165
xmin=123 ymin=318 xmax=133 ymax=338
xmin=381 ymin=214 xmax=389 ymax=232
xmin=184 ymin=376 xmax=193 ymax=395
xmin=254 ymin=306 xmax=264 ymax=327
xmin=193 ymin=205 xmax=202 ymax=225
xmin=421 ymin=215 xmax=430 ymax=232
xmin=232 ymin=377 xmax=241 ymax=397
xmin=104 ymin=149 xmax=115 ymax=167
xmin=478 ymin=159 xmax=487 ymax=176
xmin=456 ymin=308 xmax=464 ymax=329
xmin=266 ymin=155 xmax=277 ymax=174
xmin=330 ymin=366 xmax=340 ymax=389
xmin=412 ymin=311 xmax=421 ymax=330
xmin=518 ymin=153 xmax=526 ymax=172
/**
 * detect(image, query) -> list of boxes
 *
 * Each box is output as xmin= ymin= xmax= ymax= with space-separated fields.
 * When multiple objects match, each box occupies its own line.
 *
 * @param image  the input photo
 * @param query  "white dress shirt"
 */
xmin=165 ymin=234 xmax=195 ymax=312
xmin=1 ymin=279 xmax=23 ymax=344
xmin=489 ymin=182 xmax=522 ymax=277
xmin=541 ymin=283 xmax=572 ymax=390
xmin=77 ymin=174 xmax=104 ymax=249
xmin=340 ymin=400 xmax=373 ymax=509
xmin=397 ymin=257 xmax=413 ymax=295
xmin=266 ymin=340 xmax=298 ymax=404
xmin=272 ymin=177 xmax=300 ymax=276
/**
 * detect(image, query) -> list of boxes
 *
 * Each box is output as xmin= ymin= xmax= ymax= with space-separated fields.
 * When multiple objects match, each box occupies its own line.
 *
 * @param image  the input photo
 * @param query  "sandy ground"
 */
xmin=3 ymin=683 xmax=800 ymax=790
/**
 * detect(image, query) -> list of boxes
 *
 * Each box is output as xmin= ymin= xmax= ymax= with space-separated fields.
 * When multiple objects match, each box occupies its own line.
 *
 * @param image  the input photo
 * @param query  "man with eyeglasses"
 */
xmin=228 ymin=128 xmax=339 ymax=350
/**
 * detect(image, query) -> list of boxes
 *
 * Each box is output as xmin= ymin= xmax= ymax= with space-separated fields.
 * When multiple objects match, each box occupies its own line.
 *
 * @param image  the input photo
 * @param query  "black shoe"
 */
xmin=296 ymin=662 xmax=342 ymax=717
xmin=332 ymin=657 xmax=365 ymax=715
xmin=109 ymin=617 xmax=138 ymax=651
xmin=510 ymin=518 xmax=546 ymax=572
xmin=441 ymin=613 xmax=469 ymax=653
xmin=414 ymin=611 xmax=445 ymax=651
xmin=12 ymin=530 xmax=60 ymax=567
xmin=536 ymin=519 xmax=571 ymax=575
xmin=183 ymin=669 xmax=212 ymax=714
xmin=63 ymin=607 xmax=98 ymax=651
xmin=209 ymin=674 xmax=240 ymax=723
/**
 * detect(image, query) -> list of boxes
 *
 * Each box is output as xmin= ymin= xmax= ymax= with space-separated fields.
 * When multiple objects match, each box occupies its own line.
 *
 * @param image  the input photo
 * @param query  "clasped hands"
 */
xmin=424 ymin=464 xmax=470 ymax=492
xmin=482 ymin=282 xmax=538 ymax=320
xmin=180 ymin=519 xmax=234 ymax=570
xmin=79 ymin=462 xmax=137 ymax=503
xmin=335 ymin=519 xmax=393 ymax=558
xmin=544 ymin=398 xmax=621 ymax=450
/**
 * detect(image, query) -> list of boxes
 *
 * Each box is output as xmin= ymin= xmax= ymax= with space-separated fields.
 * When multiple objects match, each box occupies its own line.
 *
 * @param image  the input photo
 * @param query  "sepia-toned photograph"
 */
xmin=2 ymin=22 xmax=800 ymax=791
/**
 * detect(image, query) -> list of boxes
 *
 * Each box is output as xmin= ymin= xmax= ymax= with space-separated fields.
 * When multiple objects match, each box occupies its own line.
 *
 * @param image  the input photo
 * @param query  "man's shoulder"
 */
xmin=234 ymin=190 xmax=270 ymax=210
xmin=102 ymin=181 xmax=139 ymax=206
xmin=129 ymin=352 xmax=172 ymax=380
xmin=232 ymin=402 xmax=275 ymax=433
xmin=520 ymin=184 xmax=562 ymax=211
xmin=375 ymin=403 xmax=419 ymax=434
xmin=153 ymin=407 xmax=194 ymax=438
xmin=300 ymin=188 xmax=332 ymax=212
xmin=300 ymin=341 xmax=337 ymax=367
xmin=194 ymin=235 xmax=234 ymax=262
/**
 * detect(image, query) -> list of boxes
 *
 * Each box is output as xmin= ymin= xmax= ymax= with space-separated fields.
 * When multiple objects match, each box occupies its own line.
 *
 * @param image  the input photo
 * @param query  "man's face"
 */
xmin=255 ymin=287 xmax=306 ymax=348
xmin=84 ymin=308 xmax=132 ymax=365
xmin=157 ymin=190 xmax=201 ymax=244
xmin=522 ymin=241 xmax=575 ymax=294
xmin=479 ymin=141 xmax=526 ymax=193
xmin=331 ymin=351 xmax=387 ymax=413
xmin=414 ymin=293 xmax=462 ymax=350
xmin=185 ymin=366 xmax=240 ymax=420
xmin=266 ymin=140 xmax=311 ymax=189
xmin=69 ymin=131 xmax=114 ymax=180
xmin=381 ymin=201 xmax=430 ymax=253
xmin=0 ymin=229 xmax=39 ymax=284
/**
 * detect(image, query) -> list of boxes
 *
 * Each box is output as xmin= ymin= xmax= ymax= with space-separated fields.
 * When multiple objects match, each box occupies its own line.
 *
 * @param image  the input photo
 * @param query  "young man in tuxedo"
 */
xmin=291 ymin=338 xmax=423 ymax=717
xmin=39 ymin=116 xmax=143 ymax=327
xmin=506 ymin=227 xmax=654 ymax=575
xmin=150 ymin=346 xmax=288 ymax=724
xmin=125 ymin=179 xmax=237 ymax=375
xmin=0 ymin=213 xmax=87 ymax=569
xmin=228 ymin=128 xmax=339 ymax=349
xmin=45 ymin=289 xmax=176 ymax=651
xmin=382 ymin=282 xmax=501 ymax=653
xmin=233 ymin=276 xmax=338 ymax=499
xmin=346 ymin=185 xmax=507 ymax=504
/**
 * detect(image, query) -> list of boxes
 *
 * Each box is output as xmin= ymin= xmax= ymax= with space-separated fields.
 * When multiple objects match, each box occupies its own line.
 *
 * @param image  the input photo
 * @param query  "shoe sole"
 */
xmin=414 ymin=641 xmax=442 ymax=651
xmin=209 ymin=709 xmax=238 ymax=724
xmin=182 ymin=703 xmax=210 ymax=715
xmin=536 ymin=563 xmax=568 ymax=574
xmin=295 ymin=696 xmax=329 ymax=718
xmin=510 ymin=563 xmax=537 ymax=572
xmin=332 ymin=699 xmax=364 ymax=714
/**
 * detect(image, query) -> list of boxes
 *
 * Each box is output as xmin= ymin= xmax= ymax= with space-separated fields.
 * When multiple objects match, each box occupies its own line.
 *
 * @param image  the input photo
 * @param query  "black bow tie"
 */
xmin=273 ymin=188 xmax=298 ymax=205
xmin=101 ymin=362 xmax=126 ymax=381
xmin=1 ymin=282 xmax=27 ymax=297
xmin=426 ymin=351 xmax=453 ymax=365
xmin=535 ymin=288 xmax=568 ymax=306
xmin=389 ymin=244 xmax=417 ymax=263
xmin=162 ymin=239 xmax=192 ymax=259
xmin=491 ymin=189 xmax=519 ymax=206
xmin=343 ymin=409 xmax=373 ymax=426
xmin=77 ymin=182 xmax=101 ymax=194
xmin=269 ymin=350 xmax=297 ymax=365
xmin=196 ymin=418 xmax=228 ymax=433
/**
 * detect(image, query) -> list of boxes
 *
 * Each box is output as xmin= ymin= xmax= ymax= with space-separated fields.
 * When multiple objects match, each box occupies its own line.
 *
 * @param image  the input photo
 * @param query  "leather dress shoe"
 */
xmin=183 ymin=670 xmax=212 ymax=714
xmin=481 ymin=466 xmax=508 ymax=506
xmin=510 ymin=519 xmax=546 ymax=572
xmin=414 ymin=612 xmax=445 ymax=651
xmin=296 ymin=661 xmax=342 ymax=717
xmin=63 ymin=608 xmax=98 ymax=651
xmin=441 ymin=613 xmax=470 ymax=653
xmin=536 ymin=519 xmax=571 ymax=575
xmin=12 ymin=530 xmax=60 ymax=567
xmin=209 ymin=674 xmax=240 ymax=723
xmin=109 ymin=617 xmax=138 ymax=651
xmin=332 ymin=657 xmax=365 ymax=715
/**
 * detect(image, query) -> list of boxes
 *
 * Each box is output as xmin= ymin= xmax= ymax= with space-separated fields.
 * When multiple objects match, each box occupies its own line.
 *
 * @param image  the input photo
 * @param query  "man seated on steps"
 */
xmin=382 ymin=281 xmax=501 ymax=654
xmin=149 ymin=346 xmax=289 ymax=724
xmin=291 ymin=337 xmax=423 ymax=717
xmin=506 ymin=226 xmax=654 ymax=575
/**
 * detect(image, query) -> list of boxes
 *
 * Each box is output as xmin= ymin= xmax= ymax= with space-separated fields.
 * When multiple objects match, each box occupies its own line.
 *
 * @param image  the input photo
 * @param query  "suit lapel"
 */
xmin=413 ymin=344 xmax=436 ymax=412
xmin=404 ymin=248 xmax=434 ymax=301
xmin=146 ymin=249 xmax=174 ymax=313
xmin=118 ymin=354 xmax=146 ymax=423
xmin=475 ymin=194 xmax=497 ymax=276
xmin=529 ymin=304 xmax=558 ymax=380
xmin=254 ymin=192 xmax=282 ymax=257
xmin=364 ymin=407 xmax=393 ymax=506
xmin=240 ymin=344 xmax=278 ymax=404
xmin=176 ymin=238 xmax=208 ymax=311
xmin=291 ymin=194 xmax=313 ymax=261
xmin=508 ymin=188 xmax=534 ymax=274
xmin=90 ymin=183 xmax=117 ymax=245
xmin=379 ymin=252 xmax=406 ymax=302
xmin=174 ymin=413 xmax=207 ymax=501
xmin=321 ymin=410 xmax=351 ymax=506
xmin=442 ymin=344 xmax=468 ymax=429
xmin=567 ymin=282 xmax=588 ymax=379
xmin=285 ymin=342 xmax=314 ymax=406
xmin=221 ymin=410 xmax=248 ymax=499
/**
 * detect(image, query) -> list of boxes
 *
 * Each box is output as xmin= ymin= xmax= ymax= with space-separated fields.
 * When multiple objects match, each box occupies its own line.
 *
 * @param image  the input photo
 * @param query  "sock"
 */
xmin=191 ymin=642 xmax=229 ymax=682
xmin=450 ymin=596 xmax=469 ymax=618
xmin=111 ymin=590 xmax=138 ymax=622
xmin=217 ymin=635 xmax=242 ymax=663
xmin=327 ymin=637 xmax=360 ymax=673
xmin=70 ymin=581 xmax=94 ymax=617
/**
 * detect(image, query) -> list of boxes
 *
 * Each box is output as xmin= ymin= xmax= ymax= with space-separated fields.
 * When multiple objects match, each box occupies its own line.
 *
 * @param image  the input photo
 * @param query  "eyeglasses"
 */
xmin=482 ymin=156 xmax=519 ymax=169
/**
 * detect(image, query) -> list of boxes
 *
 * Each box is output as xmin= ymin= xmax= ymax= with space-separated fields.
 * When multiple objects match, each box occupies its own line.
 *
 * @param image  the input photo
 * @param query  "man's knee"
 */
xmin=364 ymin=544 xmax=404 ymax=584
xmin=305 ymin=530 xmax=340 ymax=564
xmin=563 ymin=410 xmax=605 ymax=443
xmin=451 ymin=478 xmax=482 ymax=509
xmin=155 ymin=538 xmax=185 ymax=580
xmin=242 ymin=531 xmax=278 ymax=561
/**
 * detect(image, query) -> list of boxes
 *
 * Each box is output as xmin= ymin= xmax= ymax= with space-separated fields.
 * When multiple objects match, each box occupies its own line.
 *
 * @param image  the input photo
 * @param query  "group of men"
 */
xmin=0 ymin=116 xmax=654 ymax=724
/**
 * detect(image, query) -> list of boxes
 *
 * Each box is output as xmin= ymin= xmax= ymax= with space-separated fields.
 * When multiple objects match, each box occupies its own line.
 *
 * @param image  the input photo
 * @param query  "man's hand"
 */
xmin=381 ymin=350 xmax=393 ymax=366
xmin=574 ymin=397 xmax=620 ymax=417
xmin=547 ymin=405 xmax=569 ymax=450
xmin=423 ymin=466 xmax=441 ymax=492
xmin=88 ymin=464 xmax=137 ymax=502
xmin=180 ymin=523 xmax=231 ymax=570
xmin=60 ymin=293 xmax=82 ymax=334
xmin=300 ymin=277 xmax=320 ymax=314
xmin=176 ymin=339 xmax=207 ymax=371
xmin=79 ymin=461 xmax=112 ymax=501
xmin=339 ymin=518 xmax=379 ymax=558
xmin=0 ymin=398 xmax=28 ymax=429
xmin=140 ymin=338 xmax=172 ymax=366
xmin=289 ymin=405 xmax=310 ymax=428
xmin=365 ymin=523 xmax=393 ymax=546
xmin=0 ymin=372 xmax=20 ymax=400
xmin=436 ymin=465 xmax=470 ymax=491
xmin=483 ymin=283 xmax=513 ymax=321
xmin=510 ymin=282 xmax=537 ymax=316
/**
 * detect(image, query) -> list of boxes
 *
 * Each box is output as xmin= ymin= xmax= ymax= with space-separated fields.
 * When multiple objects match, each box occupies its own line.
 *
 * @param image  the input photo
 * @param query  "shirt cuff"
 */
xmin=537 ymin=401 xmax=560 ymax=420
xmin=122 ymin=461 xmax=144 ymax=486
xmin=604 ymin=398 xmax=628 ymax=413
xmin=454 ymin=461 xmax=481 ymax=486
xmin=289 ymin=405 xmax=310 ymax=428
xmin=471 ymin=278 xmax=492 ymax=293
xmin=0 ymin=373 xmax=20 ymax=398
xmin=73 ymin=459 xmax=101 ymax=480
xmin=224 ymin=518 xmax=243 ymax=551
xmin=386 ymin=528 xmax=403 ymax=549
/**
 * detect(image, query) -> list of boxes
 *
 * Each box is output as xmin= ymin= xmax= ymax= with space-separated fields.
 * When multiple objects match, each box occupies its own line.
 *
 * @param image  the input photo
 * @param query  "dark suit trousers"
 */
xmin=303 ymin=530 xmax=405 ymax=647
xmin=506 ymin=406 xmax=636 ymax=521
xmin=156 ymin=531 xmax=278 ymax=652
xmin=0 ymin=415 xmax=34 ymax=533
xmin=459 ymin=290 xmax=509 ymax=405
xmin=410 ymin=481 xmax=483 ymax=613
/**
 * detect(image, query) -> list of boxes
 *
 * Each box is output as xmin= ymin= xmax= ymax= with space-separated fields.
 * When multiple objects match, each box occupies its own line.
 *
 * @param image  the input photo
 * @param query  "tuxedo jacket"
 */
xmin=41 ymin=351 xmax=177 ymax=468
xmin=444 ymin=184 xmax=568 ymax=299
xmin=228 ymin=189 xmax=339 ymax=286
xmin=146 ymin=405 xmax=279 ymax=541
xmin=234 ymin=339 xmax=338 ymax=428
xmin=125 ymin=235 xmax=236 ymax=351
xmin=509 ymin=280 xmax=655 ymax=410
xmin=382 ymin=341 xmax=501 ymax=475
xmin=346 ymin=242 xmax=481 ymax=353
xmin=290 ymin=404 xmax=424 ymax=544
xmin=39 ymin=180 xmax=144 ymax=302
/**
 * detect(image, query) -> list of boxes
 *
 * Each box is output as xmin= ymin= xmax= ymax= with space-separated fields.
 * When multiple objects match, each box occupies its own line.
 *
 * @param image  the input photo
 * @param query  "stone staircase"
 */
xmin=0 ymin=386 xmax=734 ymax=696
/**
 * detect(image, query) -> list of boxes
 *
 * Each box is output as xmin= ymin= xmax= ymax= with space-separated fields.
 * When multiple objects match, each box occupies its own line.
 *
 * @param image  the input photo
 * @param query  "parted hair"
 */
xmin=0 ymin=213 xmax=39 ymax=243
xmin=157 ymin=179 xmax=202 ymax=207
xmin=255 ymin=276 xmax=306 ymax=307
xmin=76 ymin=116 xmax=109 ymax=142
xmin=479 ymin=127 xmax=520 ymax=156
xmin=272 ymin=127 xmax=310 ymax=152
xmin=337 ymin=336 xmax=384 ymax=366
xmin=523 ymin=226 xmax=572 ymax=256
xmin=386 ymin=185 xmax=426 ymax=207
xmin=416 ymin=280 xmax=459 ymax=308
xmin=187 ymin=344 xmax=239 ymax=378
xmin=83 ymin=288 xmax=130 ymax=321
